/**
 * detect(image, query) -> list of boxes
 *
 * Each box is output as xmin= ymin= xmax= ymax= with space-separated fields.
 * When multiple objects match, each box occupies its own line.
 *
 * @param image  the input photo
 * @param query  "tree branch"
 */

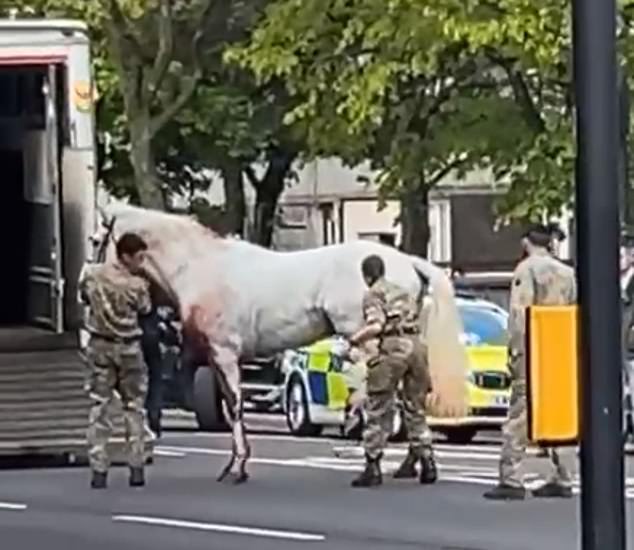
xmin=243 ymin=165 xmax=261 ymax=188
xmin=486 ymin=50 xmax=546 ymax=133
xmin=148 ymin=0 xmax=215 ymax=137
xmin=147 ymin=0 xmax=174 ymax=103
xmin=106 ymin=0 xmax=148 ymax=63
xmin=427 ymin=154 xmax=469 ymax=187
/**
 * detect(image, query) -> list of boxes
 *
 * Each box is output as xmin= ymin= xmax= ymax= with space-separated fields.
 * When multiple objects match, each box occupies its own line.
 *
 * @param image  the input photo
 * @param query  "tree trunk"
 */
xmin=399 ymin=183 xmax=430 ymax=258
xmin=129 ymin=116 xmax=166 ymax=210
xmin=221 ymin=160 xmax=246 ymax=236
xmin=251 ymin=150 xmax=295 ymax=247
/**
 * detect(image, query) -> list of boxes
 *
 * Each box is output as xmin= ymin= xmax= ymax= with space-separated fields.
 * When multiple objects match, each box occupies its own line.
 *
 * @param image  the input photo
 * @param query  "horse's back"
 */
xmin=324 ymin=241 xmax=421 ymax=290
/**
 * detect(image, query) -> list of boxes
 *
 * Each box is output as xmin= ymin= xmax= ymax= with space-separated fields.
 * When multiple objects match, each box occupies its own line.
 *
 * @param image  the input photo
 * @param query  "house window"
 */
xmin=358 ymin=231 xmax=396 ymax=246
xmin=428 ymin=199 xmax=451 ymax=262
xmin=276 ymin=205 xmax=308 ymax=228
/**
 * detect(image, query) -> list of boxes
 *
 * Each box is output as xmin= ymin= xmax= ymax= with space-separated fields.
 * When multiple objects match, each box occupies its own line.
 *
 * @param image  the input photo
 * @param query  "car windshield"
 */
xmin=459 ymin=305 xmax=508 ymax=347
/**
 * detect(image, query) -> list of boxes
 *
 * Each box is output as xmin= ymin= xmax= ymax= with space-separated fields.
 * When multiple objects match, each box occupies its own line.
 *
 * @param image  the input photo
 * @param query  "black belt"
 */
xmin=383 ymin=328 xmax=420 ymax=337
xmin=90 ymin=333 xmax=141 ymax=344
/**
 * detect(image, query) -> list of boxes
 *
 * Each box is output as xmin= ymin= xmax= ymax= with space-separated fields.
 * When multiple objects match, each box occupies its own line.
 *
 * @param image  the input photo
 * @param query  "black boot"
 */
xmin=351 ymin=454 xmax=382 ymax=487
xmin=483 ymin=484 xmax=526 ymax=500
xmin=393 ymin=448 xmax=418 ymax=479
xmin=129 ymin=467 xmax=145 ymax=487
xmin=91 ymin=471 xmax=107 ymax=489
xmin=531 ymin=482 xmax=573 ymax=498
xmin=419 ymin=449 xmax=438 ymax=484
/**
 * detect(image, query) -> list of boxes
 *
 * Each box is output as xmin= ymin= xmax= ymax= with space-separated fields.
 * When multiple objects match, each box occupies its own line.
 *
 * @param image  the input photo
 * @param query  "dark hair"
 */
xmin=523 ymin=224 xmax=552 ymax=248
xmin=547 ymin=222 xmax=566 ymax=242
xmin=116 ymin=232 xmax=148 ymax=259
xmin=361 ymin=255 xmax=385 ymax=280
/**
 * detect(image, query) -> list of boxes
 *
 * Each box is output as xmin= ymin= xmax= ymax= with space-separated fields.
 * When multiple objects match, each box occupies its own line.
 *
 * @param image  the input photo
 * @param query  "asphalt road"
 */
xmin=2 ymin=413 xmax=634 ymax=550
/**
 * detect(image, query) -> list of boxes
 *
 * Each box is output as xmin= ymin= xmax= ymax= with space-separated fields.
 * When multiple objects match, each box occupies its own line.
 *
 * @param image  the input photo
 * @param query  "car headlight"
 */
xmin=466 ymin=372 xmax=475 ymax=384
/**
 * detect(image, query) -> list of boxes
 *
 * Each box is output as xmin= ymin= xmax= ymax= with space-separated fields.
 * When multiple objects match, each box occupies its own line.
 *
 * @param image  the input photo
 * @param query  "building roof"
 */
xmin=0 ymin=19 xmax=88 ymax=33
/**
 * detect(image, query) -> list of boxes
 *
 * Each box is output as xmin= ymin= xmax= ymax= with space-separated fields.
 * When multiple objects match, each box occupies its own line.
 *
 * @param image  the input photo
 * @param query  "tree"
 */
xmin=15 ymin=0 xmax=221 ymax=210
xmin=436 ymin=0 xmax=576 ymax=222
xmin=170 ymin=70 xmax=304 ymax=244
xmin=9 ymin=1 xmax=308 ymax=243
xmin=101 ymin=0 xmax=219 ymax=209
xmin=228 ymin=0 xmax=535 ymax=255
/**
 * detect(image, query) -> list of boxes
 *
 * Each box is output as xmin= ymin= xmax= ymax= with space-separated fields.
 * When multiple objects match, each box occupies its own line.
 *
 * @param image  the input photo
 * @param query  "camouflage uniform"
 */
xmin=79 ymin=262 xmax=151 ymax=473
xmin=621 ymin=253 xmax=634 ymax=440
xmin=352 ymin=277 xmax=436 ymax=486
xmin=496 ymin=248 xmax=577 ymax=495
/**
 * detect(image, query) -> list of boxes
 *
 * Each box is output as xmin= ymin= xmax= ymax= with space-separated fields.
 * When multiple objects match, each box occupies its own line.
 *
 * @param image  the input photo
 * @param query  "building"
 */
xmin=272 ymin=158 xmax=572 ymax=271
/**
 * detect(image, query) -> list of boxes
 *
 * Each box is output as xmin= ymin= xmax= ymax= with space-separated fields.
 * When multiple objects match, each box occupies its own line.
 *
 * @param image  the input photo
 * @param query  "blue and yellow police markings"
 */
xmin=302 ymin=341 xmax=349 ymax=411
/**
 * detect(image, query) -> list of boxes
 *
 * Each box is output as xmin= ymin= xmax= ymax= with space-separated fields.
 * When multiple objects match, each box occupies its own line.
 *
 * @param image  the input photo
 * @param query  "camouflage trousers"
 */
xmin=85 ymin=337 xmax=148 ymax=472
xmin=500 ymin=379 xmax=577 ymax=488
xmin=363 ymin=335 xmax=433 ymax=460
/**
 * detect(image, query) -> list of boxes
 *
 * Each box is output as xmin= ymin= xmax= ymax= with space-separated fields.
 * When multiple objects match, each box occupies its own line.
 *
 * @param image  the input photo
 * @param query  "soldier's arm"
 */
xmin=570 ymin=272 xmax=578 ymax=303
xmin=77 ymin=265 xmax=93 ymax=305
xmin=508 ymin=264 xmax=535 ymax=354
xmin=349 ymin=290 xmax=386 ymax=346
xmin=135 ymin=278 xmax=152 ymax=316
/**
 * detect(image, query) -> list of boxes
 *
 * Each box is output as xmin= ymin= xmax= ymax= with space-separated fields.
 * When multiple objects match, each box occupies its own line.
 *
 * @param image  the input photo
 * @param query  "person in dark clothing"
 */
xmin=140 ymin=281 xmax=176 ymax=438
xmin=140 ymin=304 xmax=163 ymax=438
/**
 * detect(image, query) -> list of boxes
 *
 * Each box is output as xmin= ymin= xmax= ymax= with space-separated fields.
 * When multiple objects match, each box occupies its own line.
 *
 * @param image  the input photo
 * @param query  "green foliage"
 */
xmin=9 ymin=0 xmax=634 ymax=226
xmin=228 ymin=0 xmax=582 ymax=223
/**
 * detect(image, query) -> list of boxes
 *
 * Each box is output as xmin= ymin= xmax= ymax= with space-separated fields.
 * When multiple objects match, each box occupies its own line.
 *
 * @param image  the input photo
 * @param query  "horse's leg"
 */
xmin=212 ymin=346 xmax=250 ymax=484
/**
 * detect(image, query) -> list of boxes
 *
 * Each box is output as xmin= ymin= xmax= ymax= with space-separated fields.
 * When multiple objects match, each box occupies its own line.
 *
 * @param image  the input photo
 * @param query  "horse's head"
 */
xmin=89 ymin=201 xmax=209 ymax=310
xmin=88 ymin=203 xmax=118 ymax=264
xmin=90 ymin=200 xmax=158 ymax=264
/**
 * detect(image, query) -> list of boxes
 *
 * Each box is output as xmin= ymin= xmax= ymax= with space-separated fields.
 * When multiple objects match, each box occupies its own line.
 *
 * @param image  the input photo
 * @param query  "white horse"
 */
xmin=91 ymin=201 xmax=469 ymax=483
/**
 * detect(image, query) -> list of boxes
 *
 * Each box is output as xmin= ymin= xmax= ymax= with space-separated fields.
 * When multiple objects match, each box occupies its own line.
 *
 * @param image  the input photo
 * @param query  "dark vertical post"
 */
xmin=618 ymin=68 xmax=631 ymax=227
xmin=572 ymin=0 xmax=626 ymax=547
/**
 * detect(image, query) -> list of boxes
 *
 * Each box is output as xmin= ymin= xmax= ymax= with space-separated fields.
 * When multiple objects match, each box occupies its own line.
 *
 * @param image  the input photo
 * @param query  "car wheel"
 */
xmin=442 ymin=426 xmax=478 ymax=444
xmin=193 ymin=366 xmax=229 ymax=432
xmin=285 ymin=376 xmax=323 ymax=437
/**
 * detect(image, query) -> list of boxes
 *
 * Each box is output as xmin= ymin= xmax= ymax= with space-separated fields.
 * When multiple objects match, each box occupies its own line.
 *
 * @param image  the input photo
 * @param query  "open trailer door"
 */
xmin=25 ymin=64 xmax=64 ymax=333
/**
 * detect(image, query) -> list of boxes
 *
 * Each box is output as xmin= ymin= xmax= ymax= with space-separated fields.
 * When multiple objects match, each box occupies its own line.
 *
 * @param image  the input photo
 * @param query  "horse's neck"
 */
xmin=149 ymin=237 xmax=269 ymax=300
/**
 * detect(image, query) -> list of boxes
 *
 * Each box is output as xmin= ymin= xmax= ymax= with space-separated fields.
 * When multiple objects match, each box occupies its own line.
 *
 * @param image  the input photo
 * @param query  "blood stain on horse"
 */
xmin=182 ymin=305 xmax=212 ymax=363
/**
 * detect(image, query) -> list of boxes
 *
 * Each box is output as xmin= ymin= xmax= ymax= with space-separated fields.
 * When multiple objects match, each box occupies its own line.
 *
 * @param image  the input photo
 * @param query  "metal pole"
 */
xmin=619 ymin=68 xmax=632 ymax=227
xmin=572 ymin=0 xmax=626 ymax=547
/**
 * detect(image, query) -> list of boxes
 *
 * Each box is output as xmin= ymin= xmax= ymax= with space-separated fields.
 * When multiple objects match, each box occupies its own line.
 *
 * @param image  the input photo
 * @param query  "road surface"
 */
xmin=2 ymin=414 xmax=634 ymax=550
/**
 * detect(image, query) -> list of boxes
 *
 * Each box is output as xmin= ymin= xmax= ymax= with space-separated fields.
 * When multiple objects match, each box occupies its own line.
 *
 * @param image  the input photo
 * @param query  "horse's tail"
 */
xmin=410 ymin=256 xmax=469 ymax=418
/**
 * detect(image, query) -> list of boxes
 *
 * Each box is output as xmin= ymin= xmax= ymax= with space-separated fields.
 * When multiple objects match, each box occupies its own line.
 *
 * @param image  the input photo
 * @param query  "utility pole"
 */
xmin=618 ymin=67 xmax=632 ymax=228
xmin=572 ymin=0 xmax=626 ymax=548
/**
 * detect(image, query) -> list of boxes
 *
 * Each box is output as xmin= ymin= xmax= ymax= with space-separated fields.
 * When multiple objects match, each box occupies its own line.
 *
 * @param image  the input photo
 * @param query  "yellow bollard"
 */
xmin=525 ymin=305 xmax=579 ymax=445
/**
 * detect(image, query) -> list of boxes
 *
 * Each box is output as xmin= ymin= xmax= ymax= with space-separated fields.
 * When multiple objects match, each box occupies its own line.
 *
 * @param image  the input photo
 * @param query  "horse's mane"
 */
xmin=108 ymin=202 xmax=220 ymax=243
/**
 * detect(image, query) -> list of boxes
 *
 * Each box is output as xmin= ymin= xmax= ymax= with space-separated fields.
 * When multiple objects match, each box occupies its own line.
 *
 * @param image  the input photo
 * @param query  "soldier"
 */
xmin=620 ymin=239 xmax=634 ymax=441
xmin=141 ymin=281 xmax=174 ymax=439
xmin=348 ymin=254 xmax=436 ymax=487
xmin=484 ymin=224 xmax=577 ymax=500
xmin=546 ymin=222 xmax=566 ymax=258
xmin=79 ymin=232 xmax=152 ymax=489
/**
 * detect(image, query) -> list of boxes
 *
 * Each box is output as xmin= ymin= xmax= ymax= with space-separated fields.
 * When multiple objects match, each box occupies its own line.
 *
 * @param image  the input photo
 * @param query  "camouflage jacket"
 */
xmin=362 ymin=277 xmax=420 ymax=341
xmin=79 ymin=262 xmax=151 ymax=341
xmin=508 ymin=248 xmax=576 ymax=358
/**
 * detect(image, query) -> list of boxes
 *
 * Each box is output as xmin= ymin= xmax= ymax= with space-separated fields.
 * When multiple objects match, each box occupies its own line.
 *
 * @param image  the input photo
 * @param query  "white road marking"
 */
xmin=156 ymin=444 xmax=634 ymax=499
xmin=165 ymin=432 xmax=337 ymax=445
xmin=154 ymin=449 xmax=186 ymax=458
xmin=0 ymin=502 xmax=27 ymax=511
xmin=331 ymin=445 xmax=538 ymax=460
xmin=112 ymin=515 xmax=326 ymax=542
xmin=164 ymin=430 xmax=507 ymax=448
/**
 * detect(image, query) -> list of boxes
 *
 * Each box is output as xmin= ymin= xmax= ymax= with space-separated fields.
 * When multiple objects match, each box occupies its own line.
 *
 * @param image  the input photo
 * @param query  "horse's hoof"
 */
xmin=216 ymin=471 xmax=231 ymax=483
xmin=233 ymin=472 xmax=249 ymax=485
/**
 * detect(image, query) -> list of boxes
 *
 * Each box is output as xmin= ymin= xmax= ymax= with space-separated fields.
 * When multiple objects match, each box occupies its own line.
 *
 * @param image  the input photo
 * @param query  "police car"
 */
xmin=281 ymin=295 xmax=511 ymax=443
